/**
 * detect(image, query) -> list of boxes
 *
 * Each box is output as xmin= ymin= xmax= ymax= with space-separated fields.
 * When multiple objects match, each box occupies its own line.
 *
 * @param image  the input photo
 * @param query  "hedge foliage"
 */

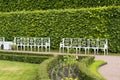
xmin=0 ymin=6 xmax=120 ymax=52
xmin=0 ymin=52 xmax=53 ymax=64
xmin=0 ymin=0 xmax=120 ymax=12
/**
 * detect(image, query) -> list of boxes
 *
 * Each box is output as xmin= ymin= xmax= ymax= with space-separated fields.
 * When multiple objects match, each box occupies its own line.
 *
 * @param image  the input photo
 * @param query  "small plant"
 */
xmin=63 ymin=55 xmax=75 ymax=66
xmin=63 ymin=55 xmax=76 ymax=78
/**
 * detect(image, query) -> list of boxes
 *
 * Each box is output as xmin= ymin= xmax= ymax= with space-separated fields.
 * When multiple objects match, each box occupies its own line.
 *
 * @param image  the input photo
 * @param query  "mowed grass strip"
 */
xmin=0 ymin=60 xmax=39 ymax=80
xmin=88 ymin=60 xmax=107 ymax=77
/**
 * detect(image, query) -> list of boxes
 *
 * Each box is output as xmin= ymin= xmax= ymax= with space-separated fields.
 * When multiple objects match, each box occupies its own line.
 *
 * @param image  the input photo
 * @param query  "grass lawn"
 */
xmin=88 ymin=60 xmax=107 ymax=78
xmin=0 ymin=60 xmax=39 ymax=80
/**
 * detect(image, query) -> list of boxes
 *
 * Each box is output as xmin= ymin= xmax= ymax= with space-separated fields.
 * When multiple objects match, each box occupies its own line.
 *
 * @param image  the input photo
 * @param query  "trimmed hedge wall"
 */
xmin=0 ymin=0 xmax=120 ymax=12
xmin=0 ymin=52 xmax=53 ymax=64
xmin=0 ymin=6 xmax=120 ymax=52
xmin=0 ymin=51 xmax=53 ymax=57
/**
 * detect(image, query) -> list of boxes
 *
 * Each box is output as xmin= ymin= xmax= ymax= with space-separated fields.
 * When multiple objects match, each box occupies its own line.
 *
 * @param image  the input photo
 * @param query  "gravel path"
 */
xmin=95 ymin=55 xmax=120 ymax=80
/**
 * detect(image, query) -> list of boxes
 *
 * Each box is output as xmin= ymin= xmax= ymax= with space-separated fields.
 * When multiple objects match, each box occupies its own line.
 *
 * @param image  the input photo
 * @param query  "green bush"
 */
xmin=57 ymin=55 xmax=88 ymax=62
xmin=75 ymin=62 xmax=105 ymax=80
xmin=0 ymin=6 xmax=120 ymax=53
xmin=38 ymin=57 xmax=56 ymax=80
xmin=80 ymin=56 xmax=95 ymax=67
xmin=46 ymin=55 xmax=104 ymax=80
xmin=75 ymin=56 xmax=105 ymax=80
xmin=0 ymin=52 xmax=53 ymax=64
xmin=0 ymin=0 xmax=120 ymax=12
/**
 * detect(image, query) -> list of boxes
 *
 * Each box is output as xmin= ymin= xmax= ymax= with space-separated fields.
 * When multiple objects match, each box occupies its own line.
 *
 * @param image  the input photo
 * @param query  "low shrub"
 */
xmin=73 ymin=56 xmax=105 ymax=80
xmin=0 ymin=51 xmax=53 ymax=57
xmin=80 ymin=56 xmax=95 ymax=67
xmin=0 ymin=52 xmax=53 ymax=64
xmin=57 ymin=55 xmax=89 ymax=61
xmin=38 ymin=57 xmax=56 ymax=80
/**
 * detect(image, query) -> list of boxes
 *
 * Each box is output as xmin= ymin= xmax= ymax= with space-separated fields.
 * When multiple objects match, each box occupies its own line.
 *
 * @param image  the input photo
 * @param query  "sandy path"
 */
xmin=95 ymin=55 xmax=120 ymax=80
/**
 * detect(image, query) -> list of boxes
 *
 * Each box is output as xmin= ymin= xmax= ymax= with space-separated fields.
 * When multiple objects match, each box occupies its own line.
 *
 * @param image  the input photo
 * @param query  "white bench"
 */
xmin=59 ymin=38 xmax=108 ymax=55
xmin=14 ymin=37 xmax=50 ymax=52
xmin=98 ymin=39 xmax=108 ymax=55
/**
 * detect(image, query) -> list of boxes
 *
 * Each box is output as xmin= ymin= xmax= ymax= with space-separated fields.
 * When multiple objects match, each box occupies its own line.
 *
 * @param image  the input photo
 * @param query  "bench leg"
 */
xmin=17 ymin=45 xmax=18 ymax=50
xmin=76 ymin=48 xmax=78 ymax=54
xmin=41 ymin=46 xmax=43 ymax=52
xmin=67 ymin=48 xmax=69 ymax=53
xmin=85 ymin=48 xmax=86 ymax=55
xmin=23 ymin=46 xmax=25 ymax=51
xmin=49 ymin=47 xmax=50 ymax=52
xmin=34 ymin=46 xmax=36 ymax=51
xmin=45 ymin=47 xmax=47 ymax=52
xmin=88 ymin=48 xmax=90 ymax=54
xmin=59 ymin=47 xmax=64 ymax=53
xmin=104 ymin=49 xmax=105 ymax=55
xmin=59 ymin=47 xmax=61 ymax=53
xmin=104 ymin=49 xmax=108 ymax=55
xmin=107 ymin=49 xmax=108 ymax=55
xmin=38 ymin=46 xmax=39 ymax=52
xmin=21 ymin=46 xmax=22 ymax=50
xmin=94 ymin=49 xmax=96 ymax=55
xmin=63 ymin=47 xmax=64 ymax=53
xmin=30 ymin=46 xmax=32 ymax=51
xmin=97 ymin=48 xmax=99 ymax=54
xmin=78 ymin=48 xmax=81 ymax=54
xmin=0 ymin=45 xmax=1 ymax=50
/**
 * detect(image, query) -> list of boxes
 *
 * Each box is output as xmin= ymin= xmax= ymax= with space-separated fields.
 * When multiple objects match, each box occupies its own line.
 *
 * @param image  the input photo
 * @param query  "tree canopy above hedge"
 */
xmin=0 ymin=0 xmax=120 ymax=12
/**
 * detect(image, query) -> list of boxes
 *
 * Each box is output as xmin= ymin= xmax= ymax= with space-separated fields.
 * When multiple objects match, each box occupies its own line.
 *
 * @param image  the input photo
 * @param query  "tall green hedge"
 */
xmin=0 ymin=6 xmax=120 ymax=53
xmin=0 ymin=0 xmax=120 ymax=12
